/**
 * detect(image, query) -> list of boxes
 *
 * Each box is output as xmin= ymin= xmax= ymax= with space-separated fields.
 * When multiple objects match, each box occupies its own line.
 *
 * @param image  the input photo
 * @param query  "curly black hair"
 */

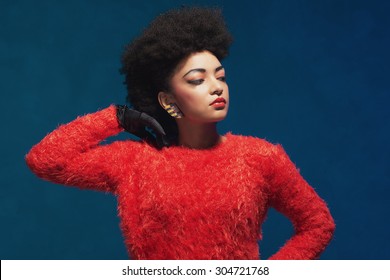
xmin=120 ymin=6 xmax=233 ymax=143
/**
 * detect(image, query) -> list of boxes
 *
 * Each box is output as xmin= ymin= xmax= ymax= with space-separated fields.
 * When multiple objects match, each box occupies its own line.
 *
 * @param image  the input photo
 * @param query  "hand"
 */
xmin=116 ymin=105 xmax=170 ymax=149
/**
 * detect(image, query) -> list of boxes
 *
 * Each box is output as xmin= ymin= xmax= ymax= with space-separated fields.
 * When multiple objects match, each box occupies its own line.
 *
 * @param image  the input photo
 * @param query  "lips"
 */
xmin=210 ymin=97 xmax=226 ymax=106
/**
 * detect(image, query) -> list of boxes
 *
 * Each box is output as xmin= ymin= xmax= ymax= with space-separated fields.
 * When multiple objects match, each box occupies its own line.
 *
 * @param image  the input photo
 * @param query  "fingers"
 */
xmin=156 ymin=134 xmax=170 ymax=149
xmin=117 ymin=105 xmax=169 ymax=148
xmin=140 ymin=112 xmax=166 ymax=136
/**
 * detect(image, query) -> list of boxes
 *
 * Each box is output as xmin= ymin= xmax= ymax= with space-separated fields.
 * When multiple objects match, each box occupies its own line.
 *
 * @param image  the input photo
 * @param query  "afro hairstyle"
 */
xmin=120 ymin=6 xmax=233 ymax=143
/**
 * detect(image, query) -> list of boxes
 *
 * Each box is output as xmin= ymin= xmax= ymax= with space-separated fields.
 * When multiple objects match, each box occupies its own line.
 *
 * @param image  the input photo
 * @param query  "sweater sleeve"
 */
xmin=25 ymin=105 xmax=128 ymax=193
xmin=267 ymin=144 xmax=335 ymax=260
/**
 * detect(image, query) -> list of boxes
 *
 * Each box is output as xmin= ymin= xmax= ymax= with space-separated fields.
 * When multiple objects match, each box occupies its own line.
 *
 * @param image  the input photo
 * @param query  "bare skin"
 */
xmin=158 ymin=51 xmax=229 ymax=149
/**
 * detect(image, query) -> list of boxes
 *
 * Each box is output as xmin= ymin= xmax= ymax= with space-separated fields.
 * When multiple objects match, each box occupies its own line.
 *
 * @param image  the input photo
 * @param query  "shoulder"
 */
xmin=104 ymin=138 xmax=157 ymax=161
xmin=225 ymin=132 xmax=278 ymax=157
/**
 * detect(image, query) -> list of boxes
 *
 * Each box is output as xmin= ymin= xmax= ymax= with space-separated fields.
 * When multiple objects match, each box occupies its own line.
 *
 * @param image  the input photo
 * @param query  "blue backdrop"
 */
xmin=1 ymin=0 xmax=389 ymax=259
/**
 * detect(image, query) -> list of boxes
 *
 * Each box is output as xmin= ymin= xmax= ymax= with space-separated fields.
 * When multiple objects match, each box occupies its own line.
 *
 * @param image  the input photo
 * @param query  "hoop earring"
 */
xmin=164 ymin=103 xmax=183 ymax=118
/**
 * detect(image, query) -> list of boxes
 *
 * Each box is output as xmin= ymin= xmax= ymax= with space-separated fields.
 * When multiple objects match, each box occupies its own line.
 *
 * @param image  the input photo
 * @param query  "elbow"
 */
xmin=316 ymin=214 xmax=336 ymax=259
xmin=25 ymin=146 xmax=64 ymax=180
xmin=325 ymin=211 xmax=336 ymax=242
xmin=315 ymin=208 xmax=336 ymax=248
xmin=312 ymin=200 xmax=336 ymax=245
xmin=25 ymin=148 xmax=40 ymax=174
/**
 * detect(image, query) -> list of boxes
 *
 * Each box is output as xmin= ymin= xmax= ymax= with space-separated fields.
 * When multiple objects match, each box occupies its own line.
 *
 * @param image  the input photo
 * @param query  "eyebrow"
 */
xmin=182 ymin=65 xmax=224 ymax=78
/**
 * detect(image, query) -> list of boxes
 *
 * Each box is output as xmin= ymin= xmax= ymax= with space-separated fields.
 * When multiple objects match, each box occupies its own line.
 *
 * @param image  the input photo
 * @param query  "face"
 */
xmin=162 ymin=51 xmax=229 ymax=124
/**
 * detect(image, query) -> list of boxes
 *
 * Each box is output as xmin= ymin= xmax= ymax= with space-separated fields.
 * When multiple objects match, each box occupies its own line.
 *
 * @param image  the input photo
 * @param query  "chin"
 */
xmin=188 ymin=111 xmax=228 ymax=124
xmin=209 ymin=115 xmax=227 ymax=123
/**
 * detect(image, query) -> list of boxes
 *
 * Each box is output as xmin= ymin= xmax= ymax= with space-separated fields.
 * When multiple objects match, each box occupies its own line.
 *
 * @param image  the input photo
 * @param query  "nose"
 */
xmin=211 ymin=79 xmax=223 ymax=96
xmin=212 ymin=88 xmax=223 ymax=96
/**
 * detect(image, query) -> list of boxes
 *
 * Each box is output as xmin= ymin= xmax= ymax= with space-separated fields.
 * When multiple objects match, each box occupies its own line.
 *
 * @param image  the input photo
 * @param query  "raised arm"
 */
xmin=25 ymin=105 xmax=127 ymax=193
xmin=267 ymin=145 xmax=335 ymax=260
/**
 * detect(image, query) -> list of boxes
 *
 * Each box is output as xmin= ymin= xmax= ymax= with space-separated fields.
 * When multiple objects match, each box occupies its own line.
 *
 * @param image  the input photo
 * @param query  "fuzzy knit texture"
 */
xmin=26 ymin=105 xmax=335 ymax=260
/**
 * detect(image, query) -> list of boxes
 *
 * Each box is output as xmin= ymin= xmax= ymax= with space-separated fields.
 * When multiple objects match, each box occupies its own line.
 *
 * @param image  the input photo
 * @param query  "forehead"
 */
xmin=176 ymin=51 xmax=221 ymax=73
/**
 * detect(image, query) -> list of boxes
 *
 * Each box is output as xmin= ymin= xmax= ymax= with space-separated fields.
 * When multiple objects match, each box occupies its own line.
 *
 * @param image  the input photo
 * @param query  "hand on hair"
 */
xmin=116 ymin=105 xmax=170 ymax=149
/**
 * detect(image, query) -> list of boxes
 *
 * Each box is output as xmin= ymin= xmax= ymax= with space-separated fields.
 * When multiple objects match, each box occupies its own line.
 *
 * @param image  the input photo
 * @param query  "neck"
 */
xmin=176 ymin=119 xmax=222 ymax=149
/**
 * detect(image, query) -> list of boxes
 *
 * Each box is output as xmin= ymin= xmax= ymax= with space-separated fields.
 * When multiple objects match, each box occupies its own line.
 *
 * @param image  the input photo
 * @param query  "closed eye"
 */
xmin=188 ymin=79 xmax=204 ymax=85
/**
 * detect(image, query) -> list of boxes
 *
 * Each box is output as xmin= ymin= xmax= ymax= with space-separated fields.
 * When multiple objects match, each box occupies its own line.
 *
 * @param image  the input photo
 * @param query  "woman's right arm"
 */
xmin=25 ymin=105 xmax=131 ymax=193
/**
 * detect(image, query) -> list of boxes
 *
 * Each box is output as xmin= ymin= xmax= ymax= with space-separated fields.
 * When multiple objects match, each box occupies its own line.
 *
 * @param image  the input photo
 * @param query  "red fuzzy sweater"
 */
xmin=26 ymin=105 xmax=335 ymax=259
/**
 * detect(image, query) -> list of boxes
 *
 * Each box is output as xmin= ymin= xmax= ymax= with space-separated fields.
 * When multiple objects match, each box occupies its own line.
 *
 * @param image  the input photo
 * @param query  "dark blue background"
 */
xmin=1 ymin=0 xmax=389 ymax=259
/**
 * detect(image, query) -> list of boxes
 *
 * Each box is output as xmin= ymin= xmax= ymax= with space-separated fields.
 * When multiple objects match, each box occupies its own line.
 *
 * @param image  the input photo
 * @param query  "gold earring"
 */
xmin=164 ymin=103 xmax=183 ymax=118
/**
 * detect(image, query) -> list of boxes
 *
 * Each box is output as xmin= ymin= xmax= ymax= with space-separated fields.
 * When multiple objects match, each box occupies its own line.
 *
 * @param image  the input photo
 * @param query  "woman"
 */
xmin=26 ymin=7 xmax=335 ymax=259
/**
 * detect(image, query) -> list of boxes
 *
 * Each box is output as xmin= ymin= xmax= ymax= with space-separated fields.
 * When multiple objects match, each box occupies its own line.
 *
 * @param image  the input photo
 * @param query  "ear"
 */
xmin=158 ymin=91 xmax=175 ymax=109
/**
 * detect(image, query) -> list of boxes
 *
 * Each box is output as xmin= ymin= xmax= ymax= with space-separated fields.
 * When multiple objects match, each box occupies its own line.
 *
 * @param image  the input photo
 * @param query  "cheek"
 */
xmin=174 ymin=87 xmax=204 ymax=109
xmin=224 ymin=84 xmax=229 ymax=98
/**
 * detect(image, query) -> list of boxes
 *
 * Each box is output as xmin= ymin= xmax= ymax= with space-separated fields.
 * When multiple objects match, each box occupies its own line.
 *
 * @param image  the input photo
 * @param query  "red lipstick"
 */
xmin=210 ymin=97 xmax=226 ymax=106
